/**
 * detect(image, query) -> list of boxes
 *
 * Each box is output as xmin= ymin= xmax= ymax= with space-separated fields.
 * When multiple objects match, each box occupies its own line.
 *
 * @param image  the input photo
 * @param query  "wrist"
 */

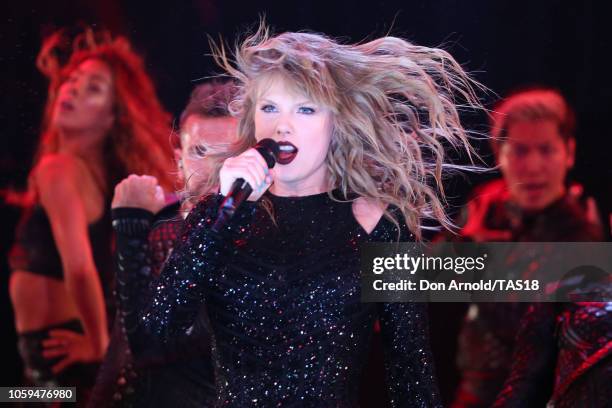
xmin=112 ymin=207 xmax=154 ymax=237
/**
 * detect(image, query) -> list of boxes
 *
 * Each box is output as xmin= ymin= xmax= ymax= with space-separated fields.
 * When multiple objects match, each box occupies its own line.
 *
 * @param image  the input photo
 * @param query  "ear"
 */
xmin=174 ymin=148 xmax=185 ymax=183
xmin=493 ymin=142 xmax=507 ymax=173
xmin=565 ymin=138 xmax=576 ymax=169
xmin=493 ymin=145 xmax=501 ymax=166
xmin=174 ymin=148 xmax=182 ymax=166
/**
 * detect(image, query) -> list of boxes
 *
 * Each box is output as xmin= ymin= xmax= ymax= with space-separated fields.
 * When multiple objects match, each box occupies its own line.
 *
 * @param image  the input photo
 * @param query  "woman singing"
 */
xmin=8 ymin=28 xmax=173 ymax=404
xmin=112 ymin=25 xmax=484 ymax=407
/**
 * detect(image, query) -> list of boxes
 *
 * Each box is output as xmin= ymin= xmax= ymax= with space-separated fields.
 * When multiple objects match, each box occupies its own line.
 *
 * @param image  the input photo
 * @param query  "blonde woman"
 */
xmin=112 ymin=26 xmax=483 ymax=407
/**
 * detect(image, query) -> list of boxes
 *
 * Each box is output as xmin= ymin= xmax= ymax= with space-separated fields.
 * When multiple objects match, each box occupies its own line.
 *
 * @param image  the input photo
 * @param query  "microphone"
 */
xmin=211 ymin=138 xmax=279 ymax=232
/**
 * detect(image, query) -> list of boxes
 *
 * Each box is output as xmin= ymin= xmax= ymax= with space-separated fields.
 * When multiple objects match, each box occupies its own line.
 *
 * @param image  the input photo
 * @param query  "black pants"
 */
xmin=17 ymin=319 xmax=99 ymax=407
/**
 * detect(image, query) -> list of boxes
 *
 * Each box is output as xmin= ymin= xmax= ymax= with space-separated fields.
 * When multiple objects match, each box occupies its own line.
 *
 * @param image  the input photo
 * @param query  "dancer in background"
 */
xmin=114 ymin=25 xmax=485 ymax=407
xmin=8 ymin=28 xmax=173 ymax=405
xmin=452 ymin=88 xmax=604 ymax=408
xmin=87 ymin=81 xmax=238 ymax=407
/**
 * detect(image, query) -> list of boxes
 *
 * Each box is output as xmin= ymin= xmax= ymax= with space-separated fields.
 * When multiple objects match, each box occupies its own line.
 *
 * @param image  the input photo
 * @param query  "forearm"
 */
xmin=113 ymin=195 xmax=257 ymax=362
xmin=379 ymin=302 xmax=443 ymax=408
xmin=112 ymin=207 xmax=156 ymax=321
xmin=112 ymin=207 xmax=158 ymax=350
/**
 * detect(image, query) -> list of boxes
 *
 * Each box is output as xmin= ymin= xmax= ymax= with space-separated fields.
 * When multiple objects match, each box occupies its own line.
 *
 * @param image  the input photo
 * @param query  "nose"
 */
xmin=61 ymin=80 xmax=79 ymax=98
xmin=275 ymin=121 xmax=292 ymax=138
xmin=523 ymin=150 xmax=545 ymax=174
xmin=276 ymin=127 xmax=290 ymax=137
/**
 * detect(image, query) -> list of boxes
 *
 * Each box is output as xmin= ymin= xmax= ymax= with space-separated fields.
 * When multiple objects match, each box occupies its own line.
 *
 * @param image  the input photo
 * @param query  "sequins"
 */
xmin=120 ymin=191 xmax=441 ymax=407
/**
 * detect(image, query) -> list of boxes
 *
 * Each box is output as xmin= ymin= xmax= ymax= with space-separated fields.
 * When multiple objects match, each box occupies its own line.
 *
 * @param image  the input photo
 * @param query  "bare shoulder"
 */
xmin=33 ymin=153 xmax=81 ymax=185
xmin=352 ymin=197 xmax=387 ymax=234
xmin=33 ymin=153 xmax=84 ymax=204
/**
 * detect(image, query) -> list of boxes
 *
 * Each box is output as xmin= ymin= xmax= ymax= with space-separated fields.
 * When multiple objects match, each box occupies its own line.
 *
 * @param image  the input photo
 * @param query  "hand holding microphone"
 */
xmin=214 ymin=139 xmax=279 ymax=232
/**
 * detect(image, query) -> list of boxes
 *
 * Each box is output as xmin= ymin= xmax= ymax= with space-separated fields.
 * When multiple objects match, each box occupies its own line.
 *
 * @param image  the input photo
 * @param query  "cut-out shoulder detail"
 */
xmin=352 ymin=197 xmax=387 ymax=234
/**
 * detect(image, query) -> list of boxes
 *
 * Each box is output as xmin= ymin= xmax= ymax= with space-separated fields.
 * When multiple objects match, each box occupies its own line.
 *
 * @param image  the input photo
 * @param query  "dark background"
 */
xmin=2 ymin=0 xmax=611 ymax=402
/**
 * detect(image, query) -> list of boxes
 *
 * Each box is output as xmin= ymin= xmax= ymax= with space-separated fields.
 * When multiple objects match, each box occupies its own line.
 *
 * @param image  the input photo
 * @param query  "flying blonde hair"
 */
xmin=194 ymin=24 xmax=485 ymax=240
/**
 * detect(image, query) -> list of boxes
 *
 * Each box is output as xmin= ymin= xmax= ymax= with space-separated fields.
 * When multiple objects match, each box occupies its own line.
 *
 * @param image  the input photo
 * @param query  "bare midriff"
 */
xmin=10 ymin=270 xmax=80 ymax=333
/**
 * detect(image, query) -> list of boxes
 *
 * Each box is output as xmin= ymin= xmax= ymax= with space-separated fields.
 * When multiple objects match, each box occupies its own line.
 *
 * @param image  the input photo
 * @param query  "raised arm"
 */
xmin=114 ymin=193 xmax=257 ymax=364
xmin=110 ymin=175 xmax=168 ymax=316
xmin=36 ymin=154 xmax=109 ymax=370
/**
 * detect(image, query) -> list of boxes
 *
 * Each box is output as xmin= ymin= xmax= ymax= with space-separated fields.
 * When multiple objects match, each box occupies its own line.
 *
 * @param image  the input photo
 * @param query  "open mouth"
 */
xmin=59 ymin=100 xmax=75 ymax=112
xmin=523 ymin=183 xmax=547 ymax=193
xmin=276 ymin=141 xmax=298 ymax=165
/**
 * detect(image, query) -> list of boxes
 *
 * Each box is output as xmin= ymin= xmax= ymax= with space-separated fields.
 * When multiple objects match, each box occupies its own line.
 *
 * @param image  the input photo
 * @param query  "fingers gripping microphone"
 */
xmin=212 ymin=139 xmax=279 ymax=232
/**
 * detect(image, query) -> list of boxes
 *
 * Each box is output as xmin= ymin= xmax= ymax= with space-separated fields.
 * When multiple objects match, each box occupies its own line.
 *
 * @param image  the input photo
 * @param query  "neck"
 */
xmin=269 ymin=184 xmax=329 ymax=197
xmin=57 ymin=128 xmax=106 ymax=165
xmin=267 ymin=162 xmax=332 ymax=197
xmin=57 ymin=128 xmax=107 ymax=194
xmin=269 ymin=176 xmax=331 ymax=198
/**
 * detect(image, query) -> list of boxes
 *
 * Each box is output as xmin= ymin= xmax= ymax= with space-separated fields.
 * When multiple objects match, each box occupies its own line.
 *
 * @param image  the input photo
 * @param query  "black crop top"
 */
xmin=9 ymin=204 xmax=113 ymax=280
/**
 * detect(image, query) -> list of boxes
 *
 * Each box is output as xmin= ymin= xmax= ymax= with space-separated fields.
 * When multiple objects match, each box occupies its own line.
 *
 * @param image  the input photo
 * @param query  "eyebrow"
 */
xmin=69 ymin=70 xmax=111 ymax=84
xmin=259 ymin=98 xmax=315 ymax=106
xmin=89 ymin=74 xmax=111 ymax=84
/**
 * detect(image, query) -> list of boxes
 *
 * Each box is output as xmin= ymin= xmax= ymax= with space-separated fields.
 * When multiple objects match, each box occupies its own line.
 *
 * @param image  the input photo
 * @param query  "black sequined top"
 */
xmin=115 ymin=190 xmax=442 ymax=407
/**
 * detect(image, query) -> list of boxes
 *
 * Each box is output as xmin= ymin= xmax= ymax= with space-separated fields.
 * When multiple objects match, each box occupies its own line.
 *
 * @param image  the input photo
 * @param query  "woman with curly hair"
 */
xmin=113 ymin=24 xmax=483 ymax=407
xmin=8 ymin=28 xmax=173 ymax=404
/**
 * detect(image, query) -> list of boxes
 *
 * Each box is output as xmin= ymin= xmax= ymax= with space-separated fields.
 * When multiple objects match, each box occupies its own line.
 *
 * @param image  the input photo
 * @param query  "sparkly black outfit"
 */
xmin=89 ymin=202 xmax=216 ymax=407
xmin=114 ymin=190 xmax=442 ymax=407
xmin=451 ymin=180 xmax=606 ymax=408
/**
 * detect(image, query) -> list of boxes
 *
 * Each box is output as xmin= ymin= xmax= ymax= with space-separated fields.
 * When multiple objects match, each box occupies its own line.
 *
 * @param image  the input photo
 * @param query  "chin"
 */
xmin=274 ymin=165 xmax=304 ymax=181
xmin=52 ymin=116 xmax=80 ymax=131
xmin=50 ymin=113 xmax=64 ymax=128
xmin=519 ymin=198 xmax=550 ymax=212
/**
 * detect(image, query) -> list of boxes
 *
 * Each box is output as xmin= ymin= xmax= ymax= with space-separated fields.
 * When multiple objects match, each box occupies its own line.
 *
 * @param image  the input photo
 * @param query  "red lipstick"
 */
xmin=277 ymin=141 xmax=298 ymax=165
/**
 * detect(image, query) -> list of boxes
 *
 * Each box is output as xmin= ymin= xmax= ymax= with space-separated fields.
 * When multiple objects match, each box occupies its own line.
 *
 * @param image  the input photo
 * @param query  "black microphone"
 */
xmin=211 ymin=138 xmax=279 ymax=232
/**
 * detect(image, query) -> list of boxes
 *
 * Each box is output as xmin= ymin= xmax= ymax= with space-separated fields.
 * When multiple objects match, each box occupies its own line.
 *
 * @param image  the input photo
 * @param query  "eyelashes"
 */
xmin=188 ymin=144 xmax=208 ymax=158
xmin=261 ymin=104 xmax=277 ymax=113
xmin=297 ymin=107 xmax=315 ymax=114
xmin=186 ymin=143 xmax=233 ymax=158
xmin=259 ymin=104 xmax=317 ymax=114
